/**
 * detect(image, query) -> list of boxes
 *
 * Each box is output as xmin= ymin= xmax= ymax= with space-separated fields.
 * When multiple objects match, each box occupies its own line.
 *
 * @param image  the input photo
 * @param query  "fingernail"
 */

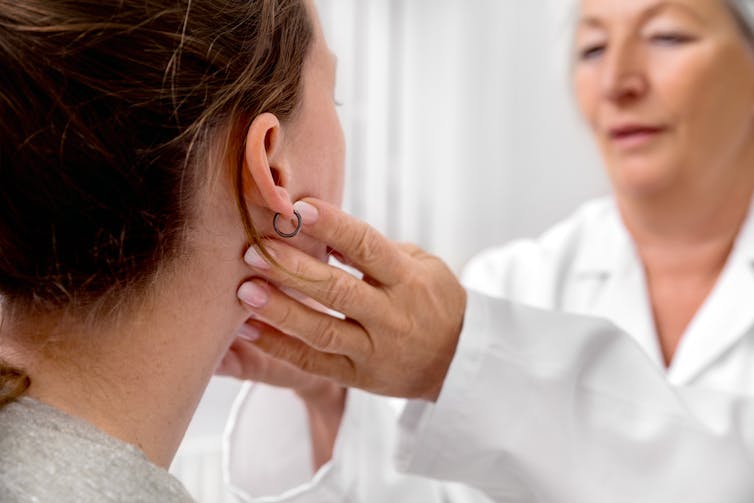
xmin=244 ymin=247 xmax=271 ymax=269
xmin=237 ymin=324 xmax=261 ymax=342
xmin=238 ymin=282 xmax=269 ymax=308
xmin=293 ymin=200 xmax=319 ymax=225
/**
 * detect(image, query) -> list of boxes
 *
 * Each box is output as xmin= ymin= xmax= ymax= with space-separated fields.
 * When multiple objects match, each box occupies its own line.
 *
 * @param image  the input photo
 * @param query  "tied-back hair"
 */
xmin=0 ymin=0 xmax=312 ymax=406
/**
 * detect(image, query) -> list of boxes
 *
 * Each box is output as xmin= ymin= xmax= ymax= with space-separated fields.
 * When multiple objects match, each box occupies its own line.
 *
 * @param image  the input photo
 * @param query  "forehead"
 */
xmin=577 ymin=0 xmax=730 ymax=24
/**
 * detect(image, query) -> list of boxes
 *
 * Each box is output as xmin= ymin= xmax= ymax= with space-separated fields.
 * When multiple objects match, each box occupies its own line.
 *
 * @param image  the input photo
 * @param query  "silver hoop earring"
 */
xmin=273 ymin=210 xmax=303 ymax=239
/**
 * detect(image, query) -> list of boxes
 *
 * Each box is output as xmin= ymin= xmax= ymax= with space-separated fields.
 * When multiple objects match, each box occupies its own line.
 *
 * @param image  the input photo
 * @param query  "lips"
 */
xmin=609 ymin=124 xmax=665 ymax=138
xmin=608 ymin=124 xmax=667 ymax=140
xmin=607 ymin=123 xmax=667 ymax=149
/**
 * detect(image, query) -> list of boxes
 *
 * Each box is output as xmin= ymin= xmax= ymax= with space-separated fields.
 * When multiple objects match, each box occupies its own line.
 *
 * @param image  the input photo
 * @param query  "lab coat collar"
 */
xmin=571 ymin=198 xmax=633 ymax=278
xmin=668 ymin=202 xmax=754 ymax=384
xmin=569 ymin=198 xmax=664 ymax=366
xmin=571 ymin=196 xmax=754 ymax=382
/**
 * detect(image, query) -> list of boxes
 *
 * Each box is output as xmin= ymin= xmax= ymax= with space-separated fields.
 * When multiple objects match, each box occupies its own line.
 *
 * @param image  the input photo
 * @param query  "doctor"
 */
xmin=220 ymin=0 xmax=754 ymax=500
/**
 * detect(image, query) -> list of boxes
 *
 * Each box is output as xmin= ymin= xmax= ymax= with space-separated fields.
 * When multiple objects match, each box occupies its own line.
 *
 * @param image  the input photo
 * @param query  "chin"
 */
xmin=607 ymin=157 xmax=680 ymax=199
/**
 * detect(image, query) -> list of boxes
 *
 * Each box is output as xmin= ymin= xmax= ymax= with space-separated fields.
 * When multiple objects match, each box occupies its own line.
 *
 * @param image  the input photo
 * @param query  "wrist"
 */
xmin=425 ymin=289 xmax=466 ymax=402
xmin=295 ymin=379 xmax=346 ymax=411
xmin=295 ymin=381 xmax=347 ymax=471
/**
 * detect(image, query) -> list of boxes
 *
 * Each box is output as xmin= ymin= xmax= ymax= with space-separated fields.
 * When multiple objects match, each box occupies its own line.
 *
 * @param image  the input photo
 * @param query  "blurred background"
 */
xmin=171 ymin=1 xmax=609 ymax=501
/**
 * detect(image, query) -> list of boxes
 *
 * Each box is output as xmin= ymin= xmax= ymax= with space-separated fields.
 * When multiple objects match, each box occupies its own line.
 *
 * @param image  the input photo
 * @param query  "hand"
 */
xmin=217 ymin=320 xmax=344 ymax=405
xmin=217 ymin=320 xmax=346 ymax=470
xmin=236 ymin=198 xmax=467 ymax=401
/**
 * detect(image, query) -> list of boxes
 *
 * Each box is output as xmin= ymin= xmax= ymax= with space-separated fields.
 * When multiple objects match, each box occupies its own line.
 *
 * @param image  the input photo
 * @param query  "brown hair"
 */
xmin=0 ymin=0 xmax=312 ymax=405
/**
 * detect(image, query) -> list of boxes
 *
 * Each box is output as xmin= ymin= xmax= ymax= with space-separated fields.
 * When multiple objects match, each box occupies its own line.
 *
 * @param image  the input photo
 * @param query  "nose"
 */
xmin=601 ymin=40 xmax=648 ymax=105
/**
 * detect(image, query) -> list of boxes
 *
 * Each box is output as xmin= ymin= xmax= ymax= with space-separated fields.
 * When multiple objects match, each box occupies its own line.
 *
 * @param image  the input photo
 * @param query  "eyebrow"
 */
xmin=578 ymin=1 xmax=706 ymax=29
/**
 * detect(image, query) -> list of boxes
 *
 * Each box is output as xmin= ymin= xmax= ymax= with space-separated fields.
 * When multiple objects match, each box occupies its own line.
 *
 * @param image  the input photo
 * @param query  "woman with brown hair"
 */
xmin=0 ymin=0 xmax=344 ymax=500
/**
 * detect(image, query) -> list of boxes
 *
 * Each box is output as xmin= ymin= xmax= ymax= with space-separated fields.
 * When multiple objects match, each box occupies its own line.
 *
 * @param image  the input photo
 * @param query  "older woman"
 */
xmin=224 ymin=0 xmax=754 ymax=501
xmin=0 ymin=0 xmax=344 ymax=500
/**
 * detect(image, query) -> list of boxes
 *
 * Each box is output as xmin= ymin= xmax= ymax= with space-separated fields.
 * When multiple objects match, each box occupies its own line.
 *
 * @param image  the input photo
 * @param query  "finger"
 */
xmin=397 ymin=242 xmax=425 ymax=257
xmin=220 ymin=334 xmax=318 ymax=388
xmin=215 ymin=341 xmax=244 ymax=378
xmin=293 ymin=199 xmax=408 ymax=286
xmin=238 ymin=279 xmax=375 ymax=357
xmin=253 ymin=329 xmax=356 ymax=386
xmin=244 ymin=241 xmax=385 ymax=322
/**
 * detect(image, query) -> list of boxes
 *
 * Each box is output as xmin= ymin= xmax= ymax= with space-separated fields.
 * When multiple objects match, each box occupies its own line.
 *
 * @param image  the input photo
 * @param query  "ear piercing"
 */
xmin=273 ymin=210 xmax=303 ymax=238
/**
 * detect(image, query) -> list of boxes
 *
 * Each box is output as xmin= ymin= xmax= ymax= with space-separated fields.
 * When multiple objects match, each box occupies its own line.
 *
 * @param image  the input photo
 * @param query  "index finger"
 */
xmin=293 ymin=199 xmax=407 ymax=286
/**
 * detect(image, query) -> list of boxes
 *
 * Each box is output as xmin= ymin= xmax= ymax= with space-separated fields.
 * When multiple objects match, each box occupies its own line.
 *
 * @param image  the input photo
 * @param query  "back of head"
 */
xmin=0 ymin=0 xmax=312 ymax=404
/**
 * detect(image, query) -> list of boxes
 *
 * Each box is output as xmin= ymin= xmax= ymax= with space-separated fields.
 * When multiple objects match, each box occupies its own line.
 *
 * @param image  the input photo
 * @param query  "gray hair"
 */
xmin=567 ymin=1 xmax=754 ymax=43
xmin=728 ymin=0 xmax=754 ymax=41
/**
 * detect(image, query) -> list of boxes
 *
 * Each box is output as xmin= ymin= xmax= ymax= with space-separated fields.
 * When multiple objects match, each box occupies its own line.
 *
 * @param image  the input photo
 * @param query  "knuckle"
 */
xmin=394 ymin=310 xmax=417 ymax=338
xmin=293 ymin=349 xmax=319 ymax=375
xmin=343 ymin=355 xmax=358 ymax=380
xmin=397 ymin=242 xmax=421 ymax=255
xmin=329 ymin=215 xmax=350 ymax=243
xmin=362 ymin=331 xmax=377 ymax=358
xmin=273 ymin=302 xmax=295 ymax=328
xmin=311 ymin=318 xmax=339 ymax=352
xmin=260 ymin=338 xmax=288 ymax=362
xmin=290 ymin=255 xmax=309 ymax=278
xmin=265 ymin=243 xmax=307 ymax=280
xmin=276 ymin=338 xmax=311 ymax=370
xmin=327 ymin=272 xmax=357 ymax=309
xmin=351 ymin=227 xmax=382 ymax=266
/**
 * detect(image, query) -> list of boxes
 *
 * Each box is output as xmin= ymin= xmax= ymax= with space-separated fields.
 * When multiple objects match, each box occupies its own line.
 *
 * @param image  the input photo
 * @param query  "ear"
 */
xmin=244 ymin=113 xmax=294 ymax=218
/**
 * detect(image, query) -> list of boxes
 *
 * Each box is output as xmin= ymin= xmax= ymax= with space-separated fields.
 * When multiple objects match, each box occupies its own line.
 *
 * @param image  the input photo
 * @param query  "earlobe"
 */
xmin=244 ymin=113 xmax=294 ymax=218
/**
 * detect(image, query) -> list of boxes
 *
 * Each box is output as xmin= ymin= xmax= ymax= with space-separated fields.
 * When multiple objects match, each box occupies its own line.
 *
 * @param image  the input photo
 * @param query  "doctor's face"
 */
xmin=573 ymin=0 xmax=754 ymax=200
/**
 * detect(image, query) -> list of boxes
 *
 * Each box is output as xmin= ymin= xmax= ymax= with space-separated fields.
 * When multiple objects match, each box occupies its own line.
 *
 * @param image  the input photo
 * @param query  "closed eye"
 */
xmin=579 ymin=44 xmax=606 ymax=61
xmin=650 ymin=33 xmax=695 ymax=45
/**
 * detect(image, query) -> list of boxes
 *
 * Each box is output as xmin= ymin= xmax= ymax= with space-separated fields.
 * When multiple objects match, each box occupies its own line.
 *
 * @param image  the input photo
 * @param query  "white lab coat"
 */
xmin=223 ymin=197 xmax=754 ymax=502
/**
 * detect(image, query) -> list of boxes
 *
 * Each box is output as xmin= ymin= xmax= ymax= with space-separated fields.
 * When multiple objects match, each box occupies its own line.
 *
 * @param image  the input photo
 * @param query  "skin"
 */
xmin=230 ymin=0 xmax=754 ymax=469
xmin=0 ymin=0 xmax=344 ymax=469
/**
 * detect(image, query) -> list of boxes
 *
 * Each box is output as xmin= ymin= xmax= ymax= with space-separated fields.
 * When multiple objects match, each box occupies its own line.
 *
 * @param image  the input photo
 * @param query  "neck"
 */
xmin=618 ymin=173 xmax=754 ymax=277
xmin=615 ymin=165 xmax=754 ymax=366
xmin=8 ymin=314 xmax=218 ymax=468
xmin=1 ymin=261 xmax=248 ymax=468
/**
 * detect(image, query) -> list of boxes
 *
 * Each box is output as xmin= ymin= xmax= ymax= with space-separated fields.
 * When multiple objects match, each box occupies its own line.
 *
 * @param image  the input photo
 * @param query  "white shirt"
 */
xmin=223 ymin=197 xmax=754 ymax=502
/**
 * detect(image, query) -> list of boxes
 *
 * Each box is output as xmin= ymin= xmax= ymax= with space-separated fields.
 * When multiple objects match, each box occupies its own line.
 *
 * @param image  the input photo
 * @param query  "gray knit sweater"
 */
xmin=0 ymin=397 xmax=195 ymax=502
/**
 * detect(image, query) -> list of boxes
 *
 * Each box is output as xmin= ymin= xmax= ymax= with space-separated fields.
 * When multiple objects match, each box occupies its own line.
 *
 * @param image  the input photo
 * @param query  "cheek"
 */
xmin=333 ymin=120 xmax=346 ymax=205
xmin=657 ymin=49 xmax=754 ymax=141
xmin=296 ymin=106 xmax=345 ymax=206
xmin=651 ymin=56 xmax=705 ymax=115
xmin=315 ymin=108 xmax=345 ymax=205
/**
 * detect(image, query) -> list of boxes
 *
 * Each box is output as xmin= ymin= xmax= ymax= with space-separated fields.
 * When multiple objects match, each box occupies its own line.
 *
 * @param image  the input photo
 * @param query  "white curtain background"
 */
xmin=171 ymin=1 xmax=609 ymax=501
xmin=321 ymin=0 xmax=607 ymax=270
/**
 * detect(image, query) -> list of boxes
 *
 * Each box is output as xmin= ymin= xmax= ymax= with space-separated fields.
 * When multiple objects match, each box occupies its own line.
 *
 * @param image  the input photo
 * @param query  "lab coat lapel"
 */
xmin=668 ymin=208 xmax=754 ymax=385
xmin=588 ymin=244 xmax=665 ymax=370
xmin=572 ymin=204 xmax=665 ymax=369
